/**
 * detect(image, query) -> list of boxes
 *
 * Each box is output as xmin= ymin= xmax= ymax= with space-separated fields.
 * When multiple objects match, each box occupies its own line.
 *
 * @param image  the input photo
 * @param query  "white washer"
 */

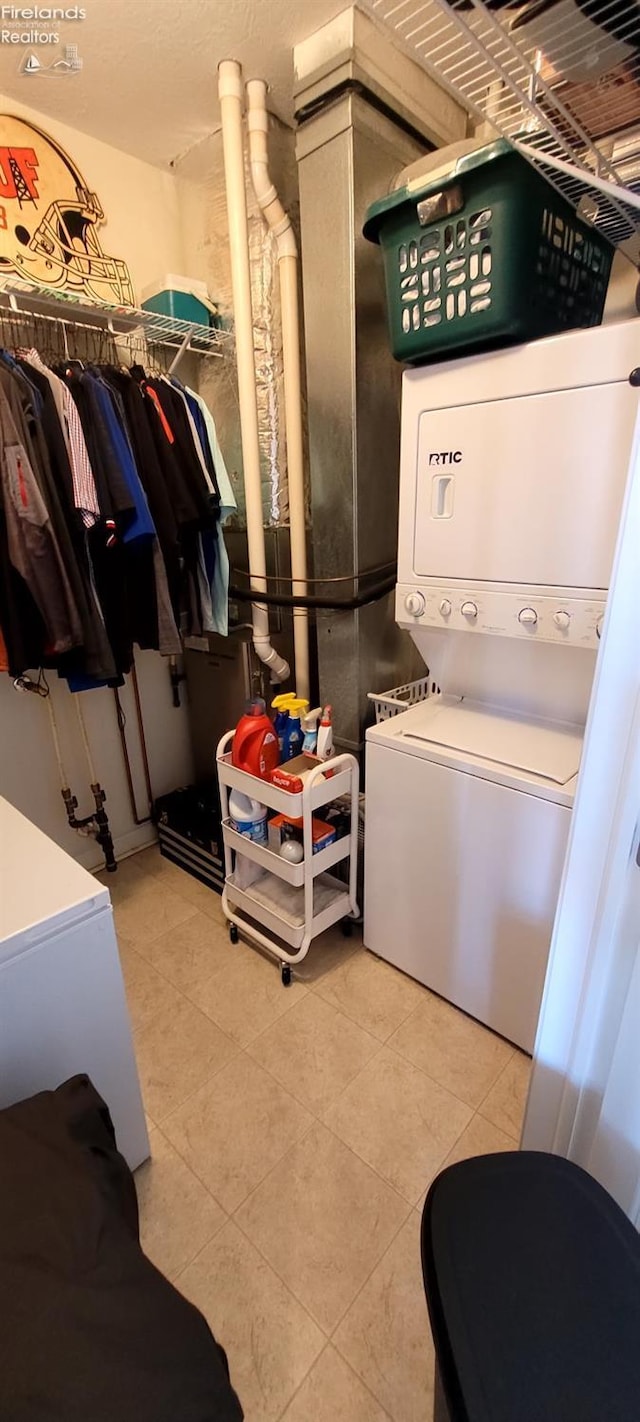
xmin=365 ymin=698 xmax=579 ymax=1051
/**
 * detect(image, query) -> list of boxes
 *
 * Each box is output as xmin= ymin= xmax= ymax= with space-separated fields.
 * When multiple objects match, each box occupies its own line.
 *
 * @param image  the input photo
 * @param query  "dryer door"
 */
xmin=413 ymin=382 xmax=636 ymax=590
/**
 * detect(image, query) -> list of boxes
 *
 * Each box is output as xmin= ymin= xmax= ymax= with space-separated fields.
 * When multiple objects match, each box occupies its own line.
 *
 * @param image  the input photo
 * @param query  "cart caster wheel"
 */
xmin=281 ymin=962 xmax=292 ymax=987
xmin=341 ymin=918 xmax=353 ymax=938
xmin=229 ymin=923 xmax=239 ymax=945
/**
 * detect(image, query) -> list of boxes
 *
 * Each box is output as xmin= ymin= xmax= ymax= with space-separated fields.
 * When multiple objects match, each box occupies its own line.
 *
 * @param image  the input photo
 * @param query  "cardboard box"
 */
xmin=268 ymin=813 xmax=336 ymax=856
xmin=270 ymin=754 xmax=323 ymax=794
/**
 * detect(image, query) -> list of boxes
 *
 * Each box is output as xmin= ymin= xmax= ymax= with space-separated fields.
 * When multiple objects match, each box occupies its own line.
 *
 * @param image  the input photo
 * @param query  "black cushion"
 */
xmin=422 ymin=1151 xmax=640 ymax=1422
xmin=0 ymin=1075 xmax=243 ymax=1421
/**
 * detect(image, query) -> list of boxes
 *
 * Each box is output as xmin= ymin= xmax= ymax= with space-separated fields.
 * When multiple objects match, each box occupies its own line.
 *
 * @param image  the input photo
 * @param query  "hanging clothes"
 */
xmin=186 ymin=386 xmax=237 ymax=636
xmin=0 ymin=382 xmax=82 ymax=658
xmin=0 ymin=341 xmax=234 ymax=684
xmin=99 ymin=368 xmax=182 ymax=619
xmin=20 ymin=350 xmax=100 ymax=528
xmin=0 ymin=355 xmax=117 ymax=681
xmin=129 ymin=367 xmax=221 ymax=637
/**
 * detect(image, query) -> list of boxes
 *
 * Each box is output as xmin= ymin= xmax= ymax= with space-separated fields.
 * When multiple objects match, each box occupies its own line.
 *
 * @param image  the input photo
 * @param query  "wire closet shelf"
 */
xmin=364 ymin=0 xmax=640 ymax=260
xmin=0 ymin=280 xmax=233 ymax=368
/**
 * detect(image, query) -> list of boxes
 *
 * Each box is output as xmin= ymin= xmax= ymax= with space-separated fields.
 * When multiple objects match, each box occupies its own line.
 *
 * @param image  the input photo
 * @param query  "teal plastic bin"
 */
xmin=141 ymin=288 xmax=214 ymax=326
xmin=363 ymin=138 xmax=613 ymax=364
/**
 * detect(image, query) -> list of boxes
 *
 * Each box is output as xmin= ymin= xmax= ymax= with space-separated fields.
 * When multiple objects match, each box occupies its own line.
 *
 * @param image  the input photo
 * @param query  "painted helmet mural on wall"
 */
xmin=0 ymin=115 xmax=134 ymax=305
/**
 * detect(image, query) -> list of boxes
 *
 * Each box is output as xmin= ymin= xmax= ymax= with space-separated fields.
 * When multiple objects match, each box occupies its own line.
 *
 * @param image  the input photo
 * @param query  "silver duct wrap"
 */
xmin=173 ymin=118 xmax=299 ymax=528
xmin=249 ymin=209 xmax=286 ymax=525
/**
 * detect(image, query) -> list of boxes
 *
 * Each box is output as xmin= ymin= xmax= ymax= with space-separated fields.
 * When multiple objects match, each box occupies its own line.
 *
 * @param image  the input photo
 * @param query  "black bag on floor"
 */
xmin=0 ymin=1074 xmax=243 ymax=1421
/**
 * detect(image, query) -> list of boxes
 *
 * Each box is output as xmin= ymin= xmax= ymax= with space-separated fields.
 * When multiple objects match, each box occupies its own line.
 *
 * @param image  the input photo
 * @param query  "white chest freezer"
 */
xmin=0 ymin=798 xmax=148 ymax=1168
xmin=364 ymin=699 xmax=578 ymax=1051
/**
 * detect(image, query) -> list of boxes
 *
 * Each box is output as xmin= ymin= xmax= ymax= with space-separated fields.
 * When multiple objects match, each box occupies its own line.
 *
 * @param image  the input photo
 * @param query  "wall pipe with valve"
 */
xmin=217 ymin=59 xmax=290 ymax=686
xmin=245 ymin=77 xmax=310 ymax=703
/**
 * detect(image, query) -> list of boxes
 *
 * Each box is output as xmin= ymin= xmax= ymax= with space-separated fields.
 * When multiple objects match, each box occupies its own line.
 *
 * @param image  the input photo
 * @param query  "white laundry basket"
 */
xmin=368 ymin=676 xmax=439 ymax=724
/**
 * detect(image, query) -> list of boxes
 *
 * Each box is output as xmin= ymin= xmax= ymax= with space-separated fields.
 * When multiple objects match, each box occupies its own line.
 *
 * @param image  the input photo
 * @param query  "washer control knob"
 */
xmin=596 ymin=615 xmax=604 ymax=640
xmin=554 ymin=610 xmax=570 ymax=631
xmin=405 ymin=591 xmax=425 ymax=618
xmin=439 ymin=598 xmax=452 ymax=617
xmin=461 ymin=601 xmax=478 ymax=620
xmin=518 ymin=607 xmax=538 ymax=627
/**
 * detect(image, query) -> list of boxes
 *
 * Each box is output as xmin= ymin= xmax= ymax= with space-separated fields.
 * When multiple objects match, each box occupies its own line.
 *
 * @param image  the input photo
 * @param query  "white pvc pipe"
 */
xmin=246 ymin=77 xmax=310 ymax=703
xmin=217 ymin=60 xmax=290 ymax=685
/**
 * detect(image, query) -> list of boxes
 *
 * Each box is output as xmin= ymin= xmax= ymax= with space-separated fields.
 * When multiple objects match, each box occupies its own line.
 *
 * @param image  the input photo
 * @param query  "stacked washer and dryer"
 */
xmin=364 ymin=321 xmax=639 ymax=1051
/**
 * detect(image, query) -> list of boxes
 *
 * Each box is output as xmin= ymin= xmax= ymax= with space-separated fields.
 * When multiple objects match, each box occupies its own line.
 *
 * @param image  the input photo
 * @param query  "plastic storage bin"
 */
xmin=141 ymin=274 xmax=219 ymax=329
xmin=363 ymin=138 xmax=613 ymax=364
xmin=368 ymin=677 xmax=439 ymax=724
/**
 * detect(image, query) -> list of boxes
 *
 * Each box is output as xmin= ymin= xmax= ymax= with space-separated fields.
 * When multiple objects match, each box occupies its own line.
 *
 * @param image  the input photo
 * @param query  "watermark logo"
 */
xmin=0 ymin=5 xmax=87 ymax=74
xmin=20 ymin=42 xmax=82 ymax=74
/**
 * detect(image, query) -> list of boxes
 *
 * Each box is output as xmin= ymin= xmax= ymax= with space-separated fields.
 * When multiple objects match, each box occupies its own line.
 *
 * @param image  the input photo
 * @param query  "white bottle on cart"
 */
xmin=229 ymin=789 xmax=268 ymax=845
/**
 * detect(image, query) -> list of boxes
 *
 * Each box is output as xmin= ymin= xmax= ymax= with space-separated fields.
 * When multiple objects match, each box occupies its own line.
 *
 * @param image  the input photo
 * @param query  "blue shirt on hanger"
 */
xmin=85 ymin=373 xmax=156 ymax=543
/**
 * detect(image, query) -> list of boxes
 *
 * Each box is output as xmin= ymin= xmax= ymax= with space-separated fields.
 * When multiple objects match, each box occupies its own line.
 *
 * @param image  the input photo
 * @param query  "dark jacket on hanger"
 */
xmin=0 ymin=384 xmax=82 ymax=657
xmin=54 ymin=368 xmax=155 ymax=674
xmin=148 ymin=378 xmax=219 ymax=518
xmin=0 ymin=359 xmax=116 ymax=680
xmin=0 ymin=497 xmax=49 ymax=675
xmin=128 ymin=367 xmax=221 ymax=634
xmin=100 ymin=368 xmax=182 ymax=617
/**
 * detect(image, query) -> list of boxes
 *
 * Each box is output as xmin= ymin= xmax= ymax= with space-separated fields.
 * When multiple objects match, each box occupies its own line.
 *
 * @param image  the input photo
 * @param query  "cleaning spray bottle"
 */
xmin=271 ymin=692 xmax=297 ymax=755
xmin=282 ymin=698 xmax=309 ymax=761
xmin=317 ymin=705 xmax=334 ymax=761
xmin=302 ymin=707 xmax=322 ymax=754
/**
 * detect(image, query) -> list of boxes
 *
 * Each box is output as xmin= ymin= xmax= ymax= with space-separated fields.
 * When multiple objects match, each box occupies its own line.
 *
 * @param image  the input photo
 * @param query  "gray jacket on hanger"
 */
xmin=0 ymin=384 xmax=83 ymax=657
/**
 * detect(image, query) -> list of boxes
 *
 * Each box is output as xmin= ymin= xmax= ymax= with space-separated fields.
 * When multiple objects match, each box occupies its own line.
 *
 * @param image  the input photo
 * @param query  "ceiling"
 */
xmin=0 ymin=0 xmax=350 ymax=168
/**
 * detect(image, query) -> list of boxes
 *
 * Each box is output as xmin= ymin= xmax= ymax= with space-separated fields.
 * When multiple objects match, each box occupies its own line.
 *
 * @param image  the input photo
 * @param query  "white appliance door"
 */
xmin=413 ymin=383 xmax=636 ymax=589
xmin=364 ymin=740 xmax=571 ymax=1051
xmin=0 ymin=903 xmax=149 ymax=1170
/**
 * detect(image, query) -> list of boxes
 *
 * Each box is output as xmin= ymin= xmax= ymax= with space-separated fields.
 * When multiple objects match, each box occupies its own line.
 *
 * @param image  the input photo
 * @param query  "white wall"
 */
xmin=0 ymin=653 xmax=194 ymax=869
xmin=0 ymin=95 xmax=194 ymax=867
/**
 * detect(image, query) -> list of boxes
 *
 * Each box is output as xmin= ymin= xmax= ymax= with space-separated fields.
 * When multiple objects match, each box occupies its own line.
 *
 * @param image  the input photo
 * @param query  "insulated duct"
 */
xmin=296 ymin=93 xmax=426 ymax=750
xmin=294 ymin=7 xmax=466 ymax=751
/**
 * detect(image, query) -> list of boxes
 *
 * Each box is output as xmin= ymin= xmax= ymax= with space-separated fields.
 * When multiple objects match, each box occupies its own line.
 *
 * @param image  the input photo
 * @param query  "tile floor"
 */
xmin=101 ymin=845 xmax=532 ymax=1422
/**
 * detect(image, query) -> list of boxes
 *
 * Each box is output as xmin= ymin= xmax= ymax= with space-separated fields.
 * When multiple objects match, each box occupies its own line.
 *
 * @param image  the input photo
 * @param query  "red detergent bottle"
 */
xmin=232 ymin=697 xmax=280 ymax=779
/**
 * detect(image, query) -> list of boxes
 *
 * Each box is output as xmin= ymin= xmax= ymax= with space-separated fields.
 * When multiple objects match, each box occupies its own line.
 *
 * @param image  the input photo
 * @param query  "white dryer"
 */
xmin=364 ymin=321 xmax=640 ymax=1049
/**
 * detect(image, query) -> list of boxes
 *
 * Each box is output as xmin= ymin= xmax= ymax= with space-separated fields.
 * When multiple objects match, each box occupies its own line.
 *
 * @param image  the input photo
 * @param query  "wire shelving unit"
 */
xmin=364 ymin=0 xmax=640 ymax=261
xmin=0 ymin=280 xmax=233 ymax=363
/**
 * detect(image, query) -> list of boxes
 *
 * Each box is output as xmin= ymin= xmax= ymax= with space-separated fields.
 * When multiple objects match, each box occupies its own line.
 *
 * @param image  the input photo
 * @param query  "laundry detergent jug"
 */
xmin=232 ymin=697 xmax=280 ymax=779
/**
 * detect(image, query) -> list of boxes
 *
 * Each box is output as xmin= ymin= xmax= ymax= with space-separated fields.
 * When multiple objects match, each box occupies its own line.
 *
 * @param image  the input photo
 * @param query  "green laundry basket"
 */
xmin=363 ymin=138 xmax=613 ymax=364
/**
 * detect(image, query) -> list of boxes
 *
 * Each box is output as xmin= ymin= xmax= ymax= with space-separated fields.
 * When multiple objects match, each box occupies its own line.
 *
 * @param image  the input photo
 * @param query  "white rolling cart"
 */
xmin=216 ymin=731 xmax=360 ymax=983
